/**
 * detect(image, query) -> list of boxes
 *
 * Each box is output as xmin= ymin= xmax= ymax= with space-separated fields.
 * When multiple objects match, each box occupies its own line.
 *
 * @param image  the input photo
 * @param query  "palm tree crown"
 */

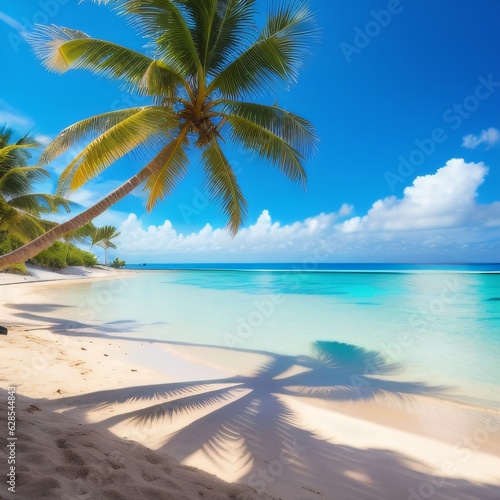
xmin=91 ymin=225 xmax=121 ymax=264
xmin=0 ymin=127 xmax=72 ymax=245
xmin=0 ymin=0 xmax=317 ymax=270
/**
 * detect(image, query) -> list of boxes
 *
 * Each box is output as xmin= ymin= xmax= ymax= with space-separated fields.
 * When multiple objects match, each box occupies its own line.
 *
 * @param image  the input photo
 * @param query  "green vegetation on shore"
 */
xmin=0 ymin=125 xmax=123 ymax=271
xmin=0 ymin=238 xmax=97 ymax=272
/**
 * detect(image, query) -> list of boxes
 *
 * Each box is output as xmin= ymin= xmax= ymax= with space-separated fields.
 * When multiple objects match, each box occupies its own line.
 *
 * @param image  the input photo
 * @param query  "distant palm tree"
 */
xmin=0 ymin=126 xmax=72 ymax=248
xmin=91 ymin=225 xmax=121 ymax=265
xmin=62 ymin=222 xmax=97 ymax=246
xmin=0 ymin=0 xmax=317 ymax=270
xmin=61 ymin=221 xmax=97 ymax=262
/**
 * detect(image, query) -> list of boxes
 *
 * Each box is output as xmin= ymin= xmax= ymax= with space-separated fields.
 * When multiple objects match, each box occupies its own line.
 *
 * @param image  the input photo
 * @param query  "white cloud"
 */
xmin=118 ymin=209 xmax=345 ymax=256
xmin=0 ymin=100 xmax=35 ymax=130
xmin=35 ymin=134 xmax=52 ymax=147
xmin=462 ymin=127 xmax=500 ymax=149
xmin=342 ymin=159 xmax=487 ymax=232
xmin=115 ymin=158 xmax=500 ymax=262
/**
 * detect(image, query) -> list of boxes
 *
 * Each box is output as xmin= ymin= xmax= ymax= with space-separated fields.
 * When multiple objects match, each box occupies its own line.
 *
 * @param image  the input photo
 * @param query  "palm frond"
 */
xmin=29 ymin=25 xmax=183 ymax=95
xmin=40 ymin=108 xmax=157 ymax=166
xmin=221 ymin=106 xmax=311 ymax=186
xmin=10 ymin=215 xmax=48 ymax=243
xmin=57 ymin=106 xmax=178 ymax=194
xmin=223 ymin=101 xmax=317 ymax=159
xmin=0 ymin=167 xmax=49 ymax=198
xmin=140 ymin=59 xmax=184 ymax=97
xmin=143 ymin=132 xmax=190 ymax=211
xmin=0 ymin=200 xmax=47 ymax=243
xmin=62 ymin=222 xmax=97 ymax=244
xmin=8 ymin=193 xmax=73 ymax=215
xmin=201 ymin=139 xmax=247 ymax=235
xmin=0 ymin=142 xmax=39 ymax=164
xmin=177 ymin=0 xmax=257 ymax=74
xmin=118 ymin=0 xmax=202 ymax=77
xmin=209 ymin=0 xmax=316 ymax=98
xmin=91 ymin=225 xmax=121 ymax=248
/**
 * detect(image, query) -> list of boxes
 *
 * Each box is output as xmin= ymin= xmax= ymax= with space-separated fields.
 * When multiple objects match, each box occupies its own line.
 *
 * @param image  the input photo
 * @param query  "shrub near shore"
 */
xmin=0 ymin=239 xmax=97 ymax=271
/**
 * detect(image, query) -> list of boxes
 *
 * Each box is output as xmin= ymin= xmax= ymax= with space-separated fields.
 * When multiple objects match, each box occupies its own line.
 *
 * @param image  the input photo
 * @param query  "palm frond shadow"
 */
xmin=49 ymin=339 xmax=487 ymax=498
xmin=5 ymin=305 xmax=156 ymax=335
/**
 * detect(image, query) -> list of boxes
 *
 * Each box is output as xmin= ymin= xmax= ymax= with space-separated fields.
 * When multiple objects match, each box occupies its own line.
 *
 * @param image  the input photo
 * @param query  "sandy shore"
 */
xmin=1 ymin=267 xmax=500 ymax=499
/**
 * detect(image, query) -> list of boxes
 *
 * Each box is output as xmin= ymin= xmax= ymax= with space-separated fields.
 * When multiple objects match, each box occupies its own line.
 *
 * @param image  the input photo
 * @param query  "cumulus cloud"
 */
xmin=462 ymin=127 xmax=500 ymax=149
xmin=118 ymin=209 xmax=346 ymax=256
xmin=115 ymin=158 xmax=500 ymax=262
xmin=342 ymin=159 xmax=487 ymax=232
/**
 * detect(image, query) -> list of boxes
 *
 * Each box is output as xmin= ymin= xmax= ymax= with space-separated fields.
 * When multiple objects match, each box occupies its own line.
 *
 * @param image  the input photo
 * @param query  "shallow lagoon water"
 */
xmin=37 ymin=266 xmax=500 ymax=409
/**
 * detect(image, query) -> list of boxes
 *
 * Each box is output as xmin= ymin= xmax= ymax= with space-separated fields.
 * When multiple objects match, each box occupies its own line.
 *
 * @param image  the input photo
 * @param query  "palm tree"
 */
xmin=61 ymin=221 xmax=97 ymax=262
xmin=0 ymin=0 xmax=317 ymax=270
xmin=0 ymin=126 xmax=72 ymax=249
xmin=91 ymin=225 xmax=121 ymax=265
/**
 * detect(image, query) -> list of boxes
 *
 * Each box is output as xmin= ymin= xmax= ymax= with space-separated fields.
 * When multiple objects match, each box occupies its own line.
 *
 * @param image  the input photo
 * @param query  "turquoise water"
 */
xmin=43 ymin=266 xmax=500 ymax=409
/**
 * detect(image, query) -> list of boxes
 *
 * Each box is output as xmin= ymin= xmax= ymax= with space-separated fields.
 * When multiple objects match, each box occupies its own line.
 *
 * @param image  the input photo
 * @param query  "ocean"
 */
xmin=49 ymin=263 xmax=500 ymax=409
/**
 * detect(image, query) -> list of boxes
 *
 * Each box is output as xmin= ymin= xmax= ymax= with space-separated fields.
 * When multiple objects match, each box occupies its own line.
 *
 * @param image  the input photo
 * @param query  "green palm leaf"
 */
xmin=40 ymin=108 xmax=160 ymax=166
xmin=177 ymin=0 xmax=257 ymax=74
xmin=29 ymin=25 xmax=183 ymax=95
xmin=202 ymin=139 xmax=247 ymax=235
xmin=91 ymin=225 xmax=121 ymax=249
xmin=143 ymin=131 xmax=190 ymax=211
xmin=223 ymin=101 xmax=317 ymax=159
xmin=209 ymin=1 xmax=316 ymax=98
xmin=57 ymin=106 xmax=178 ymax=194
xmin=62 ymin=222 xmax=97 ymax=244
xmin=0 ymin=142 xmax=39 ymax=164
xmin=0 ymin=167 xmax=49 ymax=198
xmin=0 ymin=129 xmax=75 ymax=247
xmin=118 ymin=0 xmax=202 ymax=77
xmin=0 ymin=199 xmax=47 ymax=243
xmin=221 ymin=105 xmax=311 ymax=186
xmin=9 ymin=194 xmax=73 ymax=215
xmin=140 ymin=59 xmax=185 ymax=97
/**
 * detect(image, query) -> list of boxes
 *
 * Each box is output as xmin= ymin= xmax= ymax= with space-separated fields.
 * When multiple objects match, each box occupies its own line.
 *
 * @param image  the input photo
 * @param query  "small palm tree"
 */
xmin=0 ymin=126 xmax=72 ymax=248
xmin=91 ymin=225 xmax=121 ymax=265
xmin=0 ymin=0 xmax=317 ymax=270
xmin=61 ymin=221 xmax=97 ymax=262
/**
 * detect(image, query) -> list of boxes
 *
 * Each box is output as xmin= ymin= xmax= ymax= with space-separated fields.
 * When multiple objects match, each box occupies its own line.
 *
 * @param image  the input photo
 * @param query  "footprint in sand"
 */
xmin=55 ymin=464 xmax=90 ymax=480
xmin=55 ymin=437 xmax=69 ymax=449
xmin=63 ymin=449 xmax=86 ymax=466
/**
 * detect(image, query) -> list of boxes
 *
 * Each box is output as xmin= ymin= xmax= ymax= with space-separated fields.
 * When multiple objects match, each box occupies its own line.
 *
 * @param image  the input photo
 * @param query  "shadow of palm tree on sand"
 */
xmin=53 ymin=340 xmax=500 ymax=499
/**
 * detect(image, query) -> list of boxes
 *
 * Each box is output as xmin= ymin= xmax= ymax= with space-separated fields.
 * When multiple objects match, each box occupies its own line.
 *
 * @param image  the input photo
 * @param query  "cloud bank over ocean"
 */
xmin=116 ymin=159 xmax=500 ymax=262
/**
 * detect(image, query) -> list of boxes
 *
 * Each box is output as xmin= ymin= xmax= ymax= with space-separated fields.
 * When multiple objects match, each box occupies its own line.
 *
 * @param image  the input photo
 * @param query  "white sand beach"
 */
xmin=1 ymin=267 xmax=500 ymax=499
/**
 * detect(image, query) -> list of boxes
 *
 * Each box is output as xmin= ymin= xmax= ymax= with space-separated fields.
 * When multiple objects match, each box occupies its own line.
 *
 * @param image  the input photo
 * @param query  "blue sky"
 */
xmin=1 ymin=0 xmax=499 ymax=263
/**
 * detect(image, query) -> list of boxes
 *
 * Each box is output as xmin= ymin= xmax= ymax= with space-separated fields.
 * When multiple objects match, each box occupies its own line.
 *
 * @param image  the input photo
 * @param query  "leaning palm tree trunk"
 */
xmin=0 ymin=164 xmax=150 ymax=270
xmin=0 ymin=1 xmax=318 ymax=271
